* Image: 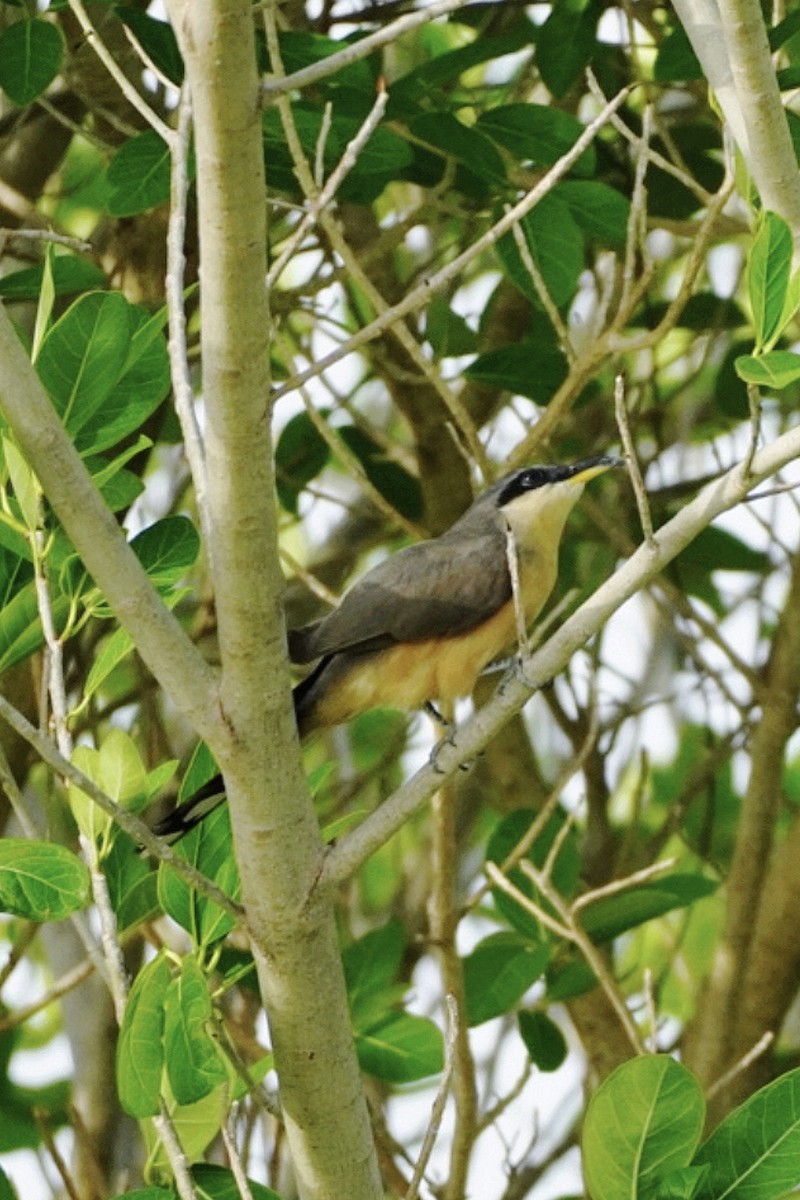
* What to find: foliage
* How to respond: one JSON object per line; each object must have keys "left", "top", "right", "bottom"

{"left": 0, "top": 1, "right": 799, "bottom": 1199}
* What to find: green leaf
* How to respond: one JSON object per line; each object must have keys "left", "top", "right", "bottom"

{"left": 583, "top": 1056, "right": 705, "bottom": 1200}
{"left": 69, "top": 730, "right": 148, "bottom": 843}
{"left": 557, "top": 181, "right": 631, "bottom": 249}
{"left": 477, "top": 104, "right": 596, "bottom": 175}
{"left": 191, "top": 1164, "right": 283, "bottom": 1200}
{"left": 693, "top": 1067, "right": 800, "bottom": 1199}
{"left": 654, "top": 25, "right": 704, "bottom": 82}
{"left": 158, "top": 806, "right": 239, "bottom": 946}
{"left": 464, "top": 342, "right": 568, "bottom": 403}
{"left": 536, "top": 0, "right": 599, "bottom": 97}
{"left": 0, "top": 578, "right": 67, "bottom": 673}
{"left": 356, "top": 1011, "right": 443, "bottom": 1082}
{"left": 164, "top": 956, "right": 228, "bottom": 1105}
{"left": 3, "top": 437, "right": 39, "bottom": 530}
{"left": 0, "top": 840, "right": 90, "bottom": 921}
{"left": 129, "top": 516, "right": 200, "bottom": 588}
{"left": 0, "top": 19, "right": 64, "bottom": 105}
{"left": 496, "top": 193, "right": 584, "bottom": 309}
{"left": 343, "top": 919, "right": 406, "bottom": 1022}
{"left": 463, "top": 932, "right": 550, "bottom": 1026}
{"left": 735, "top": 349, "right": 800, "bottom": 389}
{"left": 275, "top": 410, "right": 331, "bottom": 514}
{"left": 0, "top": 1164, "right": 18, "bottom": 1200}
{"left": 36, "top": 292, "right": 132, "bottom": 435}
{"left": 117, "top": 953, "right": 171, "bottom": 1118}
{"left": 425, "top": 298, "right": 479, "bottom": 357}
{"left": 106, "top": 131, "right": 172, "bottom": 217}
{"left": 486, "top": 808, "right": 581, "bottom": 941}
{"left": 0, "top": 256, "right": 105, "bottom": 301}
{"left": 338, "top": 426, "right": 423, "bottom": 521}
{"left": 268, "top": 30, "right": 375, "bottom": 93}
{"left": 408, "top": 112, "right": 507, "bottom": 183}
{"left": 517, "top": 1009, "right": 568, "bottom": 1072}
{"left": 116, "top": 8, "right": 183, "bottom": 85}
{"left": 76, "top": 307, "right": 170, "bottom": 455}
{"left": 103, "top": 832, "right": 159, "bottom": 933}
{"left": 579, "top": 874, "right": 718, "bottom": 944}
{"left": 749, "top": 211, "right": 793, "bottom": 352}
{"left": 389, "top": 29, "right": 535, "bottom": 113}
{"left": 84, "top": 626, "right": 135, "bottom": 701}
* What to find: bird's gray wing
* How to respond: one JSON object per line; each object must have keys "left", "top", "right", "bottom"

{"left": 289, "top": 526, "right": 510, "bottom": 662}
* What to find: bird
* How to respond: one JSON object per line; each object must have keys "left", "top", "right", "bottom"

{"left": 153, "top": 454, "right": 621, "bottom": 841}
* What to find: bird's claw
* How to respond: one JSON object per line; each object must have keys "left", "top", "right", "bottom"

{"left": 429, "top": 724, "right": 474, "bottom": 774}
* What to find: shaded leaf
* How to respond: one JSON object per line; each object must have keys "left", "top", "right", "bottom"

{"left": 463, "top": 932, "right": 549, "bottom": 1026}
{"left": 0, "top": 19, "right": 64, "bottom": 105}
{"left": 117, "top": 953, "right": 170, "bottom": 1118}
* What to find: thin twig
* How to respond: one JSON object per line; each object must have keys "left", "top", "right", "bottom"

{"left": 614, "top": 374, "right": 654, "bottom": 544}
{"left": 261, "top": 0, "right": 471, "bottom": 96}
{"left": 267, "top": 81, "right": 389, "bottom": 287}
{"left": 34, "top": 1109, "right": 82, "bottom": 1200}
{"left": 743, "top": 382, "right": 762, "bottom": 479}
{"left": 0, "top": 956, "right": 95, "bottom": 1033}
{"left": 2, "top": 228, "right": 93, "bottom": 253}
{"left": 509, "top": 216, "right": 574, "bottom": 363}
{"left": 154, "top": 1103, "right": 197, "bottom": 1200}
{"left": 705, "top": 1031, "right": 774, "bottom": 1100}
{"left": 66, "top": 0, "right": 172, "bottom": 141}
{"left": 221, "top": 1108, "right": 256, "bottom": 1200}
{"left": 504, "top": 520, "right": 529, "bottom": 657}
{"left": 572, "top": 857, "right": 677, "bottom": 913}
{"left": 404, "top": 994, "right": 459, "bottom": 1200}
{"left": 166, "top": 85, "right": 207, "bottom": 506}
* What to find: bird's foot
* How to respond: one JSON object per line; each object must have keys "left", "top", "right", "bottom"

{"left": 429, "top": 722, "right": 474, "bottom": 775}
{"left": 501, "top": 654, "right": 554, "bottom": 694}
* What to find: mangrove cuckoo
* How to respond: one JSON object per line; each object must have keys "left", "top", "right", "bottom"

{"left": 153, "top": 454, "right": 620, "bottom": 840}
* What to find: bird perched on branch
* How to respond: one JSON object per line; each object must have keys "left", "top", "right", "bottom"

{"left": 153, "top": 454, "right": 621, "bottom": 841}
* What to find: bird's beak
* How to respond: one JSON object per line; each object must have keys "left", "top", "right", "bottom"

{"left": 568, "top": 454, "right": 624, "bottom": 485}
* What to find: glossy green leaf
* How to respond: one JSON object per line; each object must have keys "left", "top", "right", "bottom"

{"left": 36, "top": 292, "right": 131, "bottom": 435}
{"left": 77, "top": 308, "right": 170, "bottom": 455}
{"left": 517, "top": 1009, "right": 568, "bottom": 1072}
{"left": 0, "top": 19, "right": 64, "bottom": 105}
{"left": 735, "top": 349, "right": 800, "bottom": 389}
{"left": 69, "top": 729, "right": 148, "bottom": 843}
{"left": 158, "top": 806, "right": 239, "bottom": 945}
{"left": 464, "top": 342, "right": 568, "bottom": 403}
{"left": 269, "top": 30, "right": 374, "bottom": 93}
{"left": 0, "top": 256, "right": 106, "bottom": 300}
{"left": 693, "top": 1067, "right": 800, "bottom": 1199}
{"left": 106, "top": 131, "right": 171, "bottom": 217}
{"left": 164, "top": 956, "right": 228, "bottom": 1105}
{"left": 389, "top": 29, "right": 535, "bottom": 113}
{"left": 103, "top": 831, "right": 159, "bottom": 933}
{"left": 129, "top": 516, "right": 200, "bottom": 588}
{"left": 477, "top": 104, "right": 596, "bottom": 175}
{"left": 0, "top": 840, "right": 90, "bottom": 921}
{"left": 84, "top": 626, "right": 135, "bottom": 701}
{"left": 0, "top": 578, "right": 68, "bottom": 673}
{"left": 356, "top": 1011, "right": 443, "bottom": 1082}
{"left": 191, "top": 1164, "right": 283, "bottom": 1200}
{"left": 583, "top": 1056, "right": 705, "bottom": 1200}
{"left": 464, "top": 932, "right": 550, "bottom": 1026}
{"left": 749, "top": 211, "right": 793, "bottom": 352}
{"left": 117, "top": 952, "right": 171, "bottom": 1118}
